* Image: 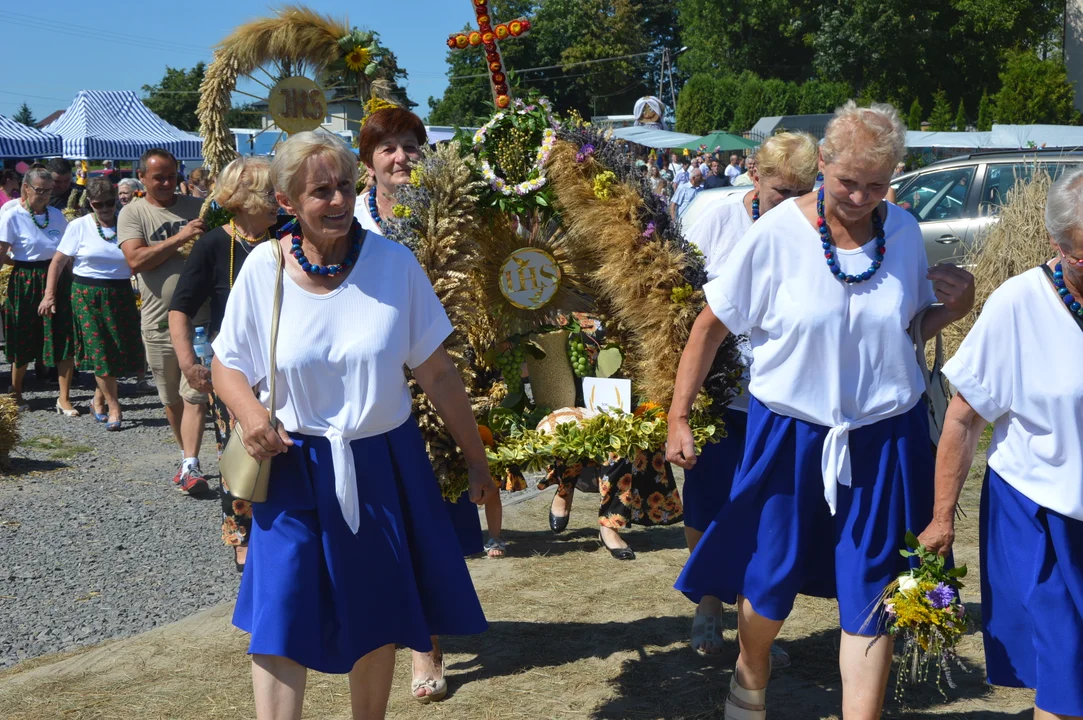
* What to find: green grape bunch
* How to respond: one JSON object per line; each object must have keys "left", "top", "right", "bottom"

{"left": 495, "top": 343, "right": 527, "bottom": 394}
{"left": 567, "top": 335, "right": 593, "bottom": 378}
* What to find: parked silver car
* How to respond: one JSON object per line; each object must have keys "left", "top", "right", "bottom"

{"left": 890, "top": 150, "right": 1083, "bottom": 265}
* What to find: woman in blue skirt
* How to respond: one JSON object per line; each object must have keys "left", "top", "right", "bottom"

{"left": 919, "top": 170, "right": 1083, "bottom": 720}
{"left": 681, "top": 132, "right": 819, "bottom": 660}
{"left": 211, "top": 131, "right": 496, "bottom": 720}
{"left": 666, "top": 102, "right": 975, "bottom": 720}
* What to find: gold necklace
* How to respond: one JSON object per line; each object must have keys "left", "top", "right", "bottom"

{"left": 228, "top": 219, "right": 268, "bottom": 290}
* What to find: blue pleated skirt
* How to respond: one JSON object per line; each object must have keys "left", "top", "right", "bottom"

{"left": 444, "top": 491, "right": 484, "bottom": 557}
{"left": 682, "top": 410, "right": 748, "bottom": 532}
{"left": 980, "top": 468, "right": 1083, "bottom": 716}
{"left": 233, "top": 418, "right": 488, "bottom": 674}
{"left": 675, "top": 396, "right": 934, "bottom": 635}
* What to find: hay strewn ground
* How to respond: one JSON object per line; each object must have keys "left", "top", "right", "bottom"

{"left": 0, "top": 457, "right": 1034, "bottom": 720}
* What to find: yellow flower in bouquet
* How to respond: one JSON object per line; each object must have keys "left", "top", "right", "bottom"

{"left": 879, "top": 532, "right": 972, "bottom": 698}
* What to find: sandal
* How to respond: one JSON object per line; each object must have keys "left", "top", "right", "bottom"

{"left": 724, "top": 671, "right": 766, "bottom": 720}
{"left": 690, "top": 612, "right": 724, "bottom": 657}
{"left": 484, "top": 537, "right": 507, "bottom": 558}
{"left": 411, "top": 656, "right": 447, "bottom": 704}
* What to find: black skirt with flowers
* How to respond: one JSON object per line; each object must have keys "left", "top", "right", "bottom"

{"left": 538, "top": 449, "right": 683, "bottom": 528}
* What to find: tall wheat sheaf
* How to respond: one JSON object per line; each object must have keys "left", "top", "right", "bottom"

{"left": 197, "top": 6, "right": 349, "bottom": 176}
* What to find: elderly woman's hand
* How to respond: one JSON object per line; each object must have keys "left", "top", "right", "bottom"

{"left": 927, "top": 264, "right": 976, "bottom": 318}
{"left": 916, "top": 517, "right": 955, "bottom": 558}
{"left": 239, "top": 411, "right": 293, "bottom": 461}
{"left": 665, "top": 417, "right": 698, "bottom": 470}
{"left": 37, "top": 293, "right": 56, "bottom": 317}
{"left": 467, "top": 464, "right": 498, "bottom": 506}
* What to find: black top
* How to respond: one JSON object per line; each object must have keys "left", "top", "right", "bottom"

{"left": 169, "top": 226, "right": 246, "bottom": 335}
{"left": 703, "top": 174, "right": 729, "bottom": 189}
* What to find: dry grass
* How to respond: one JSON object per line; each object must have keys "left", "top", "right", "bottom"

{"left": 0, "top": 453, "right": 1035, "bottom": 720}
{"left": 547, "top": 141, "right": 703, "bottom": 408}
{"left": 943, "top": 169, "right": 1055, "bottom": 359}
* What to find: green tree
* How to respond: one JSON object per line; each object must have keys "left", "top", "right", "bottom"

{"left": 12, "top": 102, "right": 36, "bottom": 126}
{"left": 225, "top": 103, "right": 262, "bottom": 128}
{"left": 992, "top": 49, "right": 1079, "bottom": 124}
{"left": 676, "top": 0, "right": 817, "bottom": 82}
{"left": 675, "top": 73, "right": 718, "bottom": 134}
{"left": 927, "top": 90, "right": 954, "bottom": 131}
{"left": 142, "top": 63, "right": 205, "bottom": 131}
{"left": 795, "top": 80, "right": 853, "bottom": 114}
{"left": 977, "top": 90, "right": 993, "bottom": 131}
{"left": 907, "top": 98, "right": 924, "bottom": 130}
{"left": 954, "top": 99, "right": 967, "bottom": 130}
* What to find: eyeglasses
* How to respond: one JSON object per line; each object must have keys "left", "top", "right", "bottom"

{"left": 1059, "top": 248, "right": 1083, "bottom": 266}
{"left": 90, "top": 201, "right": 116, "bottom": 210}
{"left": 26, "top": 185, "right": 52, "bottom": 196}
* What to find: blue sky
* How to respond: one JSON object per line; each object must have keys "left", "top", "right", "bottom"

{"left": 0, "top": 1, "right": 480, "bottom": 124}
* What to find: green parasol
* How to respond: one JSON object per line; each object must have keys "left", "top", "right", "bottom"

{"left": 675, "top": 131, "right": 759, "bottom": 153}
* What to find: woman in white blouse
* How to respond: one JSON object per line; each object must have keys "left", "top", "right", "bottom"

{"left": 211, "top": 131, "right": 497, "bottom": 719}
{"left": 0, "top": 166, "right": 74, "bottom": 413}
{"left": 40, "top": 178, "right": 140, "bottom": 430}
{"left": 679, "top": 132, "right": 819, "bottom": 661}
{"left": 918, "top": 170, "right": 1083, "bottom": 720}
{"left": 666, "top": 102, "right": 975, "bottom": 719}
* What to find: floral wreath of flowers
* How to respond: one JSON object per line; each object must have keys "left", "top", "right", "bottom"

{"left": 474, "top": 98, "right": 557, "bottom": 197}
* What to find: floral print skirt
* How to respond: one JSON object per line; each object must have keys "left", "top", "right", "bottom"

{"left": 71, "top": 280, "right": 142, "bottom": 377}
{"left": 3, "top": 264, "right": 74, "bottom": 367}
{"left": 210, "top": 389, "right": 252, "bottom": 547}
{"left": 538, "top": 449, "right": 683, "bottom": 528}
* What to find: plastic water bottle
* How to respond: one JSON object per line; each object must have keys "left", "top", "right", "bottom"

{"left": 193, "top": 327, "right": 213, "bottom": 365}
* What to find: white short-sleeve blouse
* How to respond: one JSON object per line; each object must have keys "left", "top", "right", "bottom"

{"left": 704, "top": 198, "right": 937, "bottom": 512}
{"left": 943, "top": 267, "right": 1083, "bottom": 521}
{"left": 212, "top": 230, "right": 453, "bottom": 531}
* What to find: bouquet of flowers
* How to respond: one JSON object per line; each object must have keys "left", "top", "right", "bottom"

{"left": 881, "top": 531, "right": 972, "bottom": 697}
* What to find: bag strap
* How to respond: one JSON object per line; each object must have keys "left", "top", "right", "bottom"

{"left": 266, "top": 238, "right": 284, "bottom": 424}
{"left": 1041, "top": 263, "right": 1083, "bottom": 334}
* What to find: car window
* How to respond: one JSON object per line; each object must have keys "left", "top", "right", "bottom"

{"left": 981, "top": 162, "right": 1081, "bottom": 212}
{"left": 895, "top": 167, "right": 975, "bottom": 222}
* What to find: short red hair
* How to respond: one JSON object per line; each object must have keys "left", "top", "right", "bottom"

{"left": 357, "top": 108, "right": 427, "bottom": 167}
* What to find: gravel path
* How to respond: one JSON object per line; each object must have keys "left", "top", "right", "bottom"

{"left": 0, "top": 362, "right": 533, "bottom": 669}
{"left": 0, "top": 364, "right": 238, "bottom": 668}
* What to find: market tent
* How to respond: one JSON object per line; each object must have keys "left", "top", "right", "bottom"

{"left": 45, "top": 90, "right": 203, "bottom": 160}
{"left": 675, "top": 131, "right": 759, "bottom": 153}
{"left": 0, "top": 113, "right": 62, "bottom": 158}
{"left": 905, "top": 131, "right": 998, "bottom": 149}
{"left": 989, "top": 124, "right": 1083, "bottom": 149}
{"left": 610, "top": 126, "right": 700, "bottom": 149}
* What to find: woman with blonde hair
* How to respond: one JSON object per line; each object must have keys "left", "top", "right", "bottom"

{"left": 667, "top": 102, "right": 975, "bottom": 718}
{"left": 169, "top": 156, "right": 280, "bottom": 571}
{"left": 680, "top": 132, "right": 819, "bottom": 661}
{"left": 211, "top": 131, "right": 494, "bottom": 719}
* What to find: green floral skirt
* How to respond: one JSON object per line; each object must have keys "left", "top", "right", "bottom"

{"left": 3, "top": 263, "right": 74, "bottom": 367}
{"left": 211, "top": 390, "right": 252, "bottom": 547}
{"left": 71, "top": 278, "right": 142, "bottom": 377}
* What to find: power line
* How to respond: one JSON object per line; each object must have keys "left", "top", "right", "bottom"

{"left": 0, "top": 89, "right": 72, "bottom": 103}
{"left": 0, "top": 12, "right": 208, "bottom": 57}
{"left": 448, "top": 50, "right": 652, "bottom": 81}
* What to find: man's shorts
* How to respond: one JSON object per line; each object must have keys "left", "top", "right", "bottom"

{"left": 142, "top": 328, "right": 208, "bottom": 407}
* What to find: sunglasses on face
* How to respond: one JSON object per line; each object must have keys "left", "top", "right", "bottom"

{"left": 90, "top": 200, "right": 116, "bottom": 210}
{"left": 26, "top": 186, "right": 52, "bottom": 196}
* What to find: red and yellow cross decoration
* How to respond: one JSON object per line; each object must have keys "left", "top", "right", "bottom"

{"left": 447, "top": 0, "right": 532, "bottom": 110}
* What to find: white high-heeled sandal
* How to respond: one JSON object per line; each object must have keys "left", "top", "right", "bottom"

{"left": 724, "top": 673, "right": 766, "bottom": 720}
{"left": 55, "top": 401, "right": 79, "bottom": 417}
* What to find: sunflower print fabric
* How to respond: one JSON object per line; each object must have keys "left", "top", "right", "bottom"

{"left": 210, "top": 390, "right": 252, "bottom": 546}
{"left": 539, "top": 449, "right": 682, "bottom": 528}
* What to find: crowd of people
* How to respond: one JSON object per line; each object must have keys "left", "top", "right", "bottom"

{"left": 0, "top": 98, "right": 1079, "bottom": 720}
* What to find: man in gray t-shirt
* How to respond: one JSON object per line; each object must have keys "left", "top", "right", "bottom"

{"left": 118, "top": 149, "right": 210, "bottom": 495}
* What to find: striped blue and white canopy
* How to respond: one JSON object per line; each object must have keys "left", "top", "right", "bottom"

{"left": 45, "top": 90, "right": 203, "bottom": 161}
{"left": 0, "top": 113, "right": 63, "bottom": 158}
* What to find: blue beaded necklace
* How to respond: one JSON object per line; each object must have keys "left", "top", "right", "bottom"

{"left": 818, "top": 186, "right": 886, "bottom": 284}
{"left": 1052, "top": 263, "right": 1083, "bottom": 317}
{"left": 751, "top": 193, "right": 759, "bottom": 222}
{"left": 290, "top": 220, "right": 363, "bottom": 276}
{"left": 367, "top": 189, "right": 382, "bottom": 230}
